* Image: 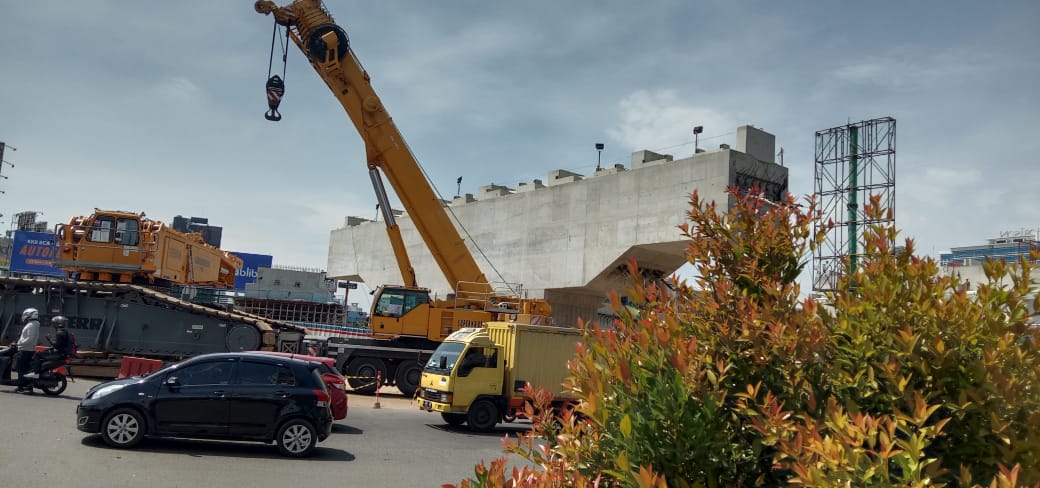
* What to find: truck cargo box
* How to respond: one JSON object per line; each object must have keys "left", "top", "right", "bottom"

{"left": 485, "top": 322, "right": 582, "bottom": 400}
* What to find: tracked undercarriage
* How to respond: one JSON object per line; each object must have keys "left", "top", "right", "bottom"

{"left": 0, "top": 277, "right": 305, "bottom": 371}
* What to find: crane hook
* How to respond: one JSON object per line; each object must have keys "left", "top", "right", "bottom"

{"left": 265, "top": 75, "right": 285, "bottom": 121}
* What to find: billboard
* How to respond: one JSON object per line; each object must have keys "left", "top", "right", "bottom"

{"left": 230, "top": 251, "right": 273, "bottom": 291}
{"left": 10, "top": 231, "right": 64, "bottom": 277}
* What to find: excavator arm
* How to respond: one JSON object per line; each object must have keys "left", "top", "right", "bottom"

{"left": 256, "top": 0, "right": 488, "bottom": 296}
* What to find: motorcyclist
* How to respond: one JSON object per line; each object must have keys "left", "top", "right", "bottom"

{"left": 14, "top": 308, "right": 40, "bottom": 393}
{"left": 28, "top": 315, "right": 69, "bottom": 378}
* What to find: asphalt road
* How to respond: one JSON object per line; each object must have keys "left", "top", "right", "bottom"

{"left": 0, "top": 378, "right": 534, "bottom": 487}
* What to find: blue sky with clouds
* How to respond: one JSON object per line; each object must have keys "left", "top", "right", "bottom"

{"left": 2, "top": 1, "right": 1038, "bottom": 278}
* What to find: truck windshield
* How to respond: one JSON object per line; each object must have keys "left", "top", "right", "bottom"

{"left": 425, "top": 342, "right": 465, "bottom": 373}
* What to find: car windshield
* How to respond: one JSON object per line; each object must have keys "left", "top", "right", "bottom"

{"left": 424, "top": 342, "right": 465, "bottom": 373}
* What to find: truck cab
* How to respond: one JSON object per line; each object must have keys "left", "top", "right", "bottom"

{"left": 417, "top": 328, "right": 504, "bottom": 431}
{"left": 416, "top": 323, "right": 582, "bottom": 432}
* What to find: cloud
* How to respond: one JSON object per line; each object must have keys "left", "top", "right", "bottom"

{"left": 830, "top": 49, "right": 990, "bottom": 88}
{"left": 607, "top": 89, "right": 736, "bottom": 155}
{"left": 150, "top": 76, "right": 203, "bottom": 104}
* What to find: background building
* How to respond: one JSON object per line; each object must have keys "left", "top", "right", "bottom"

{"left": 172, "top": 215, "right": 222, "bottom": 247}
{"left": 940, "top": 229, "right": 1040, "bottom": 292}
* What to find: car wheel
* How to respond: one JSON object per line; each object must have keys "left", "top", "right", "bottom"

{"left": 276, "top": 419, "right": 317, "bottom": 457}
{"left": 101, "top": 408, "right": 146, "bottom": 448}
{"left": 467, "top": 399, "right": 499, "bottom": 433}
{"left": 394, "top": 360, "right": 422, "bottom": 397}
{"left": 347, "top": 358, "right": 386, "bottom": 394}
{"left": 441, "top": 412, "right": 466, "bottom": 427}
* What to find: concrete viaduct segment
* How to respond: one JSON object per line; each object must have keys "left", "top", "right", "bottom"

{"left": 327, "top": 125, "right": 787, "bottom": 327}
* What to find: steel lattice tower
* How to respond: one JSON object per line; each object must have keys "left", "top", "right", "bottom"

{"left": 812, "top": 117, "right": 896, "bottom": 292}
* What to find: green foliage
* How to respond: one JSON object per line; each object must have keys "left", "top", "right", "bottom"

{"left": 451, "top": 189, "right": 1040, "bottom": 488}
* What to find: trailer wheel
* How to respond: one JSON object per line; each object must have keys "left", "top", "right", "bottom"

{"left": 441, "top": 412, "right": 466, "bottom": 428}
{"left": 347, "top": 357, "right": 386, "bottom": 394}
{"left": 394, "top": 360, "right": 422, "bottom": 397}
{"left": 467, "top": 399, "right": 499, "bottom": 433}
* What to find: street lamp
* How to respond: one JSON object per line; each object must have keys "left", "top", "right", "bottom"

{"left": 692, "top": 126, "right": 703, "bottom": 154}
{"left": 595, "top": 143, "right": 604, "bottom": 171}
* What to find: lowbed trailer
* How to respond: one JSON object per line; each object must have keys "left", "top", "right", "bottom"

{"left": 0, "top": 277, "right": 305, "bottom": 374}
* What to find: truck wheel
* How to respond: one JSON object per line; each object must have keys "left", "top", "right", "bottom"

{"left": 394, "top": 360, "right": 422, "bottom": 397}
{"left": 441, "top": 412, "right": 466, "bottom": 428}
{"left": 467, "top": 399, "right": 499, "bottom": 433}
{"left": 347, "top": 358, "right": 386, "bottom": 394}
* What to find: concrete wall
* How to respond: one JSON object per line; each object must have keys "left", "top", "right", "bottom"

{"left": 328, "top": 129, "right": 787, "bottom": 325}
{"left": 245, "top": 268, "right": 335, "bottom": 302}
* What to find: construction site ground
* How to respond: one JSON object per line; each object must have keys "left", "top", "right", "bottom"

{"left": 0, "top": 378, "right": 534, "bottom": 487}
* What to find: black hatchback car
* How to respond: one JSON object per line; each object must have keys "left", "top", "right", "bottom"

{"left": 76, "top": 352, "right": 333, "bottom": 457}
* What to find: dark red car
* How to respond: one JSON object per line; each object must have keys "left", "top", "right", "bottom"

{"left": 248, "top": 351, "right": 348, "bottom": 420}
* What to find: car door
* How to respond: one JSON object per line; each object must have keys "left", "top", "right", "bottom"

{"left": 151, "top": 358, "right": 236, "bottom": 436}
{"left": 227, "top": 359, "right": 296, "bottom": 438}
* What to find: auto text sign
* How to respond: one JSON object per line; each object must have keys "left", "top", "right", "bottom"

{"left": 10, "top": 230, "right": 64, "bottom": 277}
{"left": 230, "top": 251, "right": 273, "bottom": 290}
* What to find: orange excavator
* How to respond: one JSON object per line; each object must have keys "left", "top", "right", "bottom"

{"left": 53, "top": 209, "right": 242, "bottom": 288}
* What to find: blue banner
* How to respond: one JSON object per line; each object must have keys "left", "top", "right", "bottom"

{"left": 230, "top": 251, "right": 273, "bottom": 291}
{"left": 10, "top": 231, "right": 64, "bottom": 277}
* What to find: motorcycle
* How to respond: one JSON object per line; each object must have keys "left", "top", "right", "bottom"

{"left": 0, "top": 345, "right": 71, "bottom": 396}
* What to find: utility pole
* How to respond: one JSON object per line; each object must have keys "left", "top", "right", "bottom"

{"left": 0, "top": 142, "right": 14, "bottom": 195}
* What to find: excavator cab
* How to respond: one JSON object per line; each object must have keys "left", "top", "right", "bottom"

{"left": 55, "top": 211, "right": 144, "bottom": 283}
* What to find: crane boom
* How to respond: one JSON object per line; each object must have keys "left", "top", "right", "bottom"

{"left": 256, "top": 0, "right": 489, "bottom": 295}
{"left": 254, "top": 0, "right": 555, "bottom": 398}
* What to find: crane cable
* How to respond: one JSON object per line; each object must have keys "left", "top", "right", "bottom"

{"left": 264, "top": 21, "right": 290, "bottom": 121}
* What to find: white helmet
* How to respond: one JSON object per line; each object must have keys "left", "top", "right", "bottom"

{"left": 21, "top": 308, "right": 39, "bottom": 322}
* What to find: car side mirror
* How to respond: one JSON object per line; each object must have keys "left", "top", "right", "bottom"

{"left": 165, "top": 377, "right": 181, "bottom": 389}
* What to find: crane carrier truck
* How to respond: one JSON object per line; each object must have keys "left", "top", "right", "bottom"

{"left": 255, "top": 0, "right": 556, "bottom": 397}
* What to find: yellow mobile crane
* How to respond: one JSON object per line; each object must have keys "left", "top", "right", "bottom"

{"left": 255, "top": 0, "right": 552, "bottom": 397}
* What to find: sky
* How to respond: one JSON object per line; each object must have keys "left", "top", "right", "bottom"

{"left": 2, "top": 1, "right": 1039, "bottom": 285}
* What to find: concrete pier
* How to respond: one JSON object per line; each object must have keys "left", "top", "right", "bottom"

{"left": 328, "top": 125, "right": 787, "bottom": 326}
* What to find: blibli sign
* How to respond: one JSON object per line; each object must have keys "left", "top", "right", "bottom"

{"left": 230, "top": 252, "right": 273, "bottom": 291}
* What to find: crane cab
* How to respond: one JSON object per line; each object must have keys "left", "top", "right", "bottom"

{"left": 369, "top": 285, "right": 492, "bottom": 341}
